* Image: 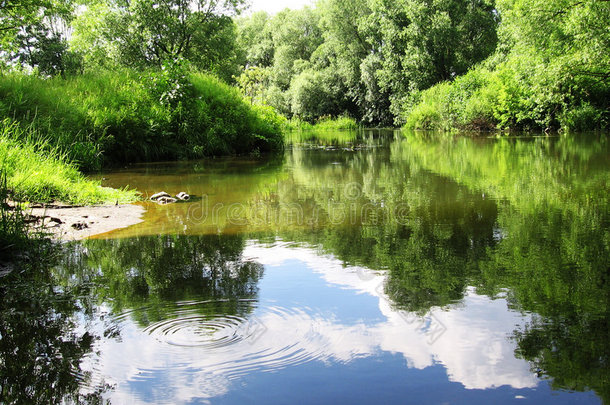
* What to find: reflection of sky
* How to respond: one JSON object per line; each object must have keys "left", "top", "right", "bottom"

{"left": 83, "top": 242, "right": 566, "bottom": 404}
{"left": 247, "top": 243, "right": 538, "bottom": 389}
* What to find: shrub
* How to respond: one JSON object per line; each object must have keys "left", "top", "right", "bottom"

{"left": 559, "top": 103, "right": 606, "bottom": 132}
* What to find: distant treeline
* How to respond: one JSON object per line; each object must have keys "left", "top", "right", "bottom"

{"left": 235, "top": 0, "right": 608, "bottom": 131}
{"left": 1, "top": 0, "right": 608, "bottom": 135}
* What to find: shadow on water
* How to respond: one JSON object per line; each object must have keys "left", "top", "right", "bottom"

{"left": 0, "top": 245, "right": 110, "bottom": 404}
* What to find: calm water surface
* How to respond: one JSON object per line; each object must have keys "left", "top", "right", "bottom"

{"left": 3, "top": 130, "right": 608, "bottom": 404}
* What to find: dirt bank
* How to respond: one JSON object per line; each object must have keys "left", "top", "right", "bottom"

{"left": 28, "top": 203, "right": 146, "bottom": 241}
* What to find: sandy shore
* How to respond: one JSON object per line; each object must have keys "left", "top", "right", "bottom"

{"left": 28, "top": 203, "right": 146, "bottom": 241}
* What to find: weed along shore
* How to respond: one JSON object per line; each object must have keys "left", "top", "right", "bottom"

{"left": 26, "top": 203, "right": 146, "bottom": 241}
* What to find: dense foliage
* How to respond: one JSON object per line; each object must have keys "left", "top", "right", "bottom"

{"left": 0, "top": 67, "right": 284, "bottom": 171}
{"left": 235, "top": 0, "right": 498, "bottom": 125}
{"left": 2, "top": 0, "right": 607, "bottom": 131}
{"left": 70, "top": 0, "right": 245, "bottom": 81}
{"left": 404, "top": 0, "right": 610, "bottom": 131}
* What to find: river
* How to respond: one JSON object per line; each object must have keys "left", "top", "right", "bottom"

{"left": 2, "top": 130, "right": 608, "bottom": 404}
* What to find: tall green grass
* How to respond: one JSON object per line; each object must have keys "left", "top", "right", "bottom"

{"left": 0, "top": 70, "right": 284, "bottom": 171}
{"left": 284, "top": 115, "right": 359, "bottom": 131}
{"left": 286, "top": 129, "right": 358, "bottom": 145}
{"left": 0, "top": 120, "right": 138, "bottom": 204}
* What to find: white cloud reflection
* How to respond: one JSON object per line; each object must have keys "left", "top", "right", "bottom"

{"left": 84, "top": 242, "right": 537, "bottom": 403}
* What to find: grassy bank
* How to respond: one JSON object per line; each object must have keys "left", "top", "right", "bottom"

{"left": 0, "top": 69, "right": 284, "bottom": 171}
{"left": 402, "top": 63, "right": 608, "bottom": 132}
{"left": 0, "top": 120, "right": 138, "bottom": 205}
{"left": 0, "top": 120, "right": 138, "bottom": 261}
{"left": 284, "top": 116, "right": 359, "bottom": 132}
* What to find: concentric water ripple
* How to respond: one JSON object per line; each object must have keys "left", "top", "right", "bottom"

{"left": 144, "top": 313, "right": 249, "bottom": 347}
{"left": 88, "top": 300, "right": 354, "bottom": 385}
{"left": 186, "top": 305, "right": 351, "bottom": 380}
{"left": 110, "top": 299, "right": 260, "bottom": 349}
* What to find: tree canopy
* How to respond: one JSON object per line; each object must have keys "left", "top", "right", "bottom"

{"left": 0, "top": 0, "right": 607, "bottom": 129}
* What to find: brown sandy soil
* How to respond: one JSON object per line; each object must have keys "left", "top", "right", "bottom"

{"left": 27, "top": 203, "right": 146, "bottom": 241}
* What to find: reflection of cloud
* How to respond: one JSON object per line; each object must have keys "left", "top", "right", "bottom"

{"left": 431, "top": 293, "right": 538, "bottom": 389}
{"left": 85, "top": 243, "right": 537, "bottom": 403}
{"left": 247, "top": 243, "right": 537, "bottom": 389}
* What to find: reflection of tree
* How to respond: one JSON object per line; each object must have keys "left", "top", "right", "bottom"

{"left": 58, "top": 234, "right": 264, "bottom": 326}
{"left": 281, "top": 133, "right": 609, "bottom": 399}
{"left": 489, "top": 208, "right": 610, "bottom": 403}
{"left": 283, "top": 138, "right": 500, "bottom": 312}
{"left": 0, "top": 263, "right": 106, "bottom": 404}
{"left": 382, "top": 193, "right": 498, "bottom": 313}
{"left": 515, "top": 315, "right": 609, "bottom": 403}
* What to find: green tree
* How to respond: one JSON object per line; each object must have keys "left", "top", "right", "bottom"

{"left": 0, "top": 0, "right": 50, "bottom": 52}
{"left": 269, "top": 7, "right": 323, "bottom": 90}
{"left": 235, "top": 11, "right": 274, "bottom": 68}
{"left": 289, "top": 68, "right": 349, "bottom": 121}
{"left": 1, "top": 0, "right": 78, "bottom": 75}
{"left": 235, "top": 7, "right": 326, "bottom": 116}
{"left": 14, "top": 19, "right": 82, "bottom": 76}
{"left": 70, "top": 0, "right": 244, "bottom": 80}
{"left": 496, "top": 0, "right": 610, "bottom": 129}
{"left": 370, "top": 0, "right": 499, "bottom": 121}
{"left": 316, "top": 0, "right": 392, "bottom": 125}
{"left": 403, "top": 0, "right": 610, "bottom": 130}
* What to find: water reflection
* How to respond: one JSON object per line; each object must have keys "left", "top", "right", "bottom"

{"left": 247, "top": 244, "right": 538, "bottom": 390}
{"left": 3, "top": 131, "right": 607, "bottom": 403}
{"left": 0, "top": 252, "right": 109, "bottom": 404}
{"left": 60, "top": 241, "right": 542, "bottom": 403}
{"left": 89, "top": 132, "right": 609, "bottom": 403}
{"left": 58, "top": 234, "right": 263, "bottom": 323}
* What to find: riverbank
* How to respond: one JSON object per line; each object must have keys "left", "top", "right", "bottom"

{"left": 27, "top": 203, "right": 146, "bottom": 241}
{"left": 0, "top": 69, "right": 285, "bottom": 171}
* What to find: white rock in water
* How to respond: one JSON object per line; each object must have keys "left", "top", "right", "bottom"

{"left": 150, "top": 191, "right": 171, "bottom": 201}
{"left": 156, "top": 196, "right": 177, "bottom": 205}
{"left": 176, "top": 192, "right": 190, "bottom": 201}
